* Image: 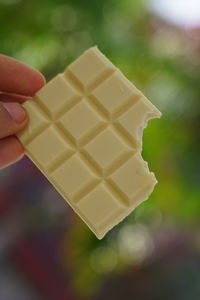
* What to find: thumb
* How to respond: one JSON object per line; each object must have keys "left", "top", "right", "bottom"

{"left": 0, "top": 102, "right": 28, "bottom": 138}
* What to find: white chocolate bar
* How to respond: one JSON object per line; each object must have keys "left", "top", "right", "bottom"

{"left": 18, "top": 47, "right": 161, "bottom": 239}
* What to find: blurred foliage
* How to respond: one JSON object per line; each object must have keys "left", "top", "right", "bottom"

{"left": 0, "top": 0, "right": 200, "bottom": 299}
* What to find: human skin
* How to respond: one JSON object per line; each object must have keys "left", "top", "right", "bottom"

{"left": 0, "top": 55, "right": 46, "bottom": 169}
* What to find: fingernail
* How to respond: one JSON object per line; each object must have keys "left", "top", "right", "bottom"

{"left": 2, "top": 102, "right": 27, "bottom": 124}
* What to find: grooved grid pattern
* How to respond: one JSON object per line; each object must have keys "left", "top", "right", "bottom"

{"left": 18, "top": 47, "right": 160, "bottom": 239}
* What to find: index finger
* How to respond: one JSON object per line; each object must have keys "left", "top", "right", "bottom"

{"left": 0, "top": 55, "right": 46, "bottom": 96}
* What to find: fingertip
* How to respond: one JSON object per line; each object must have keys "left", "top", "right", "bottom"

{"left": 0, "top": 102, "right": 29, "bottom": 139}
{"left": 0, "top": 136, "right": 25, "bottom": 169}
{"left": 29, "top": 71, "right": 46, "bottom": 96}
{"left": 2, "top": 102, "right": 28, "bottom": 124}
{"left": 0, "top": 54, "right": 46, "bottom": 96}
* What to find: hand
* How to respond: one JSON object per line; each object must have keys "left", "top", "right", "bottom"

{"left": 0, "top": 55, "right": 45, "bottom": 169}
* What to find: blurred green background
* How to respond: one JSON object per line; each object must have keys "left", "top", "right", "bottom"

{"left": 0, "top": 0, "right": 200, "bottom": 299}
